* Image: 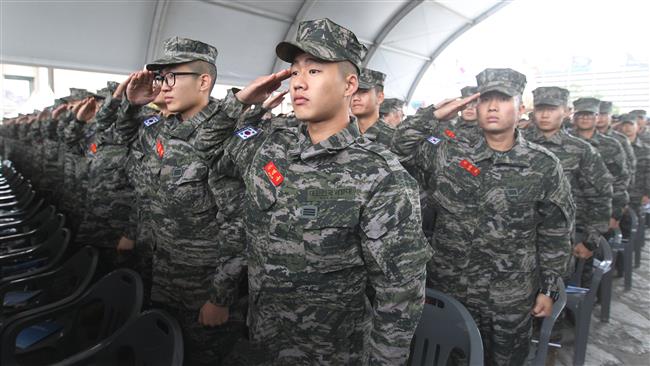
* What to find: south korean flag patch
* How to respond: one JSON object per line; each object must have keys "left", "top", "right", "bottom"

{"left": 427, "top": 136, "right": 441, "bottom": 145}
{"left": 235, "top": 126, "right": 260, "bottom": 140}
{"left": 144, "top": 116, "right": 160, "bottom": 127}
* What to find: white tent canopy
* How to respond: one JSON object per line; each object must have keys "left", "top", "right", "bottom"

{"left": 1, "top": 0, "right": 508, "bottom": 102}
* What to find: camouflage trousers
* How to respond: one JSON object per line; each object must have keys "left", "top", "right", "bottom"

{"left": 245, "top": 291, "right": 371, "bottom": 365}
{"left": 430, "top": 270, "right": 535, "bottom": 366}
{"left": 150, "top": 238, "right": 246, "bottom": 366}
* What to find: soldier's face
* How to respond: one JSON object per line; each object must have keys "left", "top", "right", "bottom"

{"left": 159, "top": 64, "right": 202, "bottom": 116}
{"left": 621, "top": 123, "right": 637, "bottom": 140}
{"left": 638, "top": 118, "right": 647, "bottom": 129}
{"left": 351, "top": 88, "right": 383, "bottom": 118}
{"left": 534, "top": 104, "right": 565, "bottom": 133}
{"left": 477, "top": 92, "right": 521, "bottom": 134}
{"left": 460, "top": 101, "right": 477, "bottom": 121}
{"left": 384, "top": 110, "right": 404, "bottom": 127}
{"left": 289, "top": 53, "right": 357, "bottom": 123}
{"left": 573, "top": 112, "right": 597, "bottom": 131}
{"left": 597, "top": 113, "right": 611, "bottom": 128}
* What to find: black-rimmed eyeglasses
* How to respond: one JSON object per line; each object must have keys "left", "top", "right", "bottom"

{"left": 153, "top": 72, "right": 201, "bottom": 87}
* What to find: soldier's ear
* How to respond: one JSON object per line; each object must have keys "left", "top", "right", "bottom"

{"left": 376, "top": 90, "right": 385, "bottom": 105}
{"left": 344, "top": 73, "right": 358, "bottom": 97}
{"left": 199, "top": 74, "right": 212, "bottom": 92}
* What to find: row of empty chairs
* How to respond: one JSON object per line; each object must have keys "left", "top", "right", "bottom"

{"left": 0, "top": 160, "right": 183, "bottom": 365}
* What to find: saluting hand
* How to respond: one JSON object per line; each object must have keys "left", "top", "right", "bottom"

{"left": 433, "top": 93, "right": 480, "bottom": 121}
{"left": 236, "top": 68, "right": 291, "bottom": 105}
{"left": 52, "top": 104, "right": 69, "bottom": 119}
{"left": 113, "top": 73, "right": 135, "bottom": 100}
{"left": 76, "top": 98, "right": 97, "bottom": 123}
{"left": 263, "top": 90, "right": 289, "bottom": 110}
{"left": 126, "top": 71, "right": 161, "bottom": 106}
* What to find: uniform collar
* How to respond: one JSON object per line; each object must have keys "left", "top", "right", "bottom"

{"left": 472, "top": 129, "right": 531, "bottom": 167}
{"left": 299, "top": 117, "right": 360, "bottom": 160}
{"left": 166, "top": 98, "right": 220, "bottom": 141}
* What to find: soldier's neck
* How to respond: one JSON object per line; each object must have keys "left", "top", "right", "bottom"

{"left": 541, "top": 127, "right": 560, "bottom": 139}
{"left": 577, "top": 128, "right": 596, "bottom": 140}
{"left": 180, "top": 99, "right": 209, "bottom": 121}
{"left": 306, "top": 110, "right": 350, "bottom": 145}
{"left": 596, "top": 125, "right": 609, "bottom": 134}
{"left": 484, "top": 130, "right": 516, "bottom": 152}
{"left": 357, "top": 112, "right": 379, "bottom": 133}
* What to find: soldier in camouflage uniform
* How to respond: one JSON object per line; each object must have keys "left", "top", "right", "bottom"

{"left": 597, "top": 101, "right": 636, "bottom": 193}
{"left": 40, "top": 100, "right": 69, "bottom": 203}
{"left": 124, "top": 37, "right": 247, "bottom": 365}
{"left": 392, "top": 68, "right": 574, "bottom": 366}
{"left": 629, "top": 109, "right": 650, "bottom": 145}
{"left": 379, "top": 97, "right": 405, "bottom": 127}
{"left": 619, "top": 114, "right": 650, "bottom": 212}
{"left": 571, "top": 98, "right": 630, "bottom": 233}
{"left": 525, "top": 87, "right": 612, "bottom": 263}
{"left": 350, "top": 67, "right": 395, "bottom": 148}
{"left": 210, "top": 18, "right": 431, "bottom": 365}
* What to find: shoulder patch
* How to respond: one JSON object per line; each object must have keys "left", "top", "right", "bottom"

{"left": 235, "top": 126, "right": 259, "bottom": 140}
{"left": 144, "top": 116, "right": 160, "bottom": 127}
{"left": 427, "top": 136, "right": 441, "bottom": 145}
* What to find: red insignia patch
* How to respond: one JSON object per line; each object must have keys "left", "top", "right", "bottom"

{"left": 156, "top": 139, "right": 164, "bottom": 158}
{"left": 444, "top": 129, "right": 456, "bottom": 139}
{"left": 263, "top": 161, "right": 284, "bottom": 186}
{"left": 459, "top": 159, "right": 480, "bottom": 177}
{"left": 89, "top": 143, "right": 97, "bottom": 154}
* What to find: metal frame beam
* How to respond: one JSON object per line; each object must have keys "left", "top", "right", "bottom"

{"left": 362, "top": 0, "right": 424, "bottom": 67}
{"left": 405, "top": 1, "right": 511, "bottom": 102}
{"left": 145, "top": 0, "right": 171, "bottom": 65}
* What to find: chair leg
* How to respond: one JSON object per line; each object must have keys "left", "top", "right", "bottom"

{"left": 573, "top": 304, "right": 592, "bottom": 366}
{"left": 624, "top": 242, "right": 633, "bottom": 291}
{"left": 599, "top": 271, "right": 612, "bottom": 322}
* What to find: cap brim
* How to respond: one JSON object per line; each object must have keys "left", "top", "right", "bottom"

{"left": 276, "top": 40, "right": 352, "bottom": 67}
{"left": 358, "top": 81, "right": 373, "bottom": 89}
{"left": 478, "top": 85, "right": 516, "bottom": 97}
{"left": 145, "top": 55, "right": 196, "bottom": 71}
{"left": 574, "top": 108, "right": 599, "bottom": 114}
{"left": 533, "top": 100, "right": 562, "bottom": 107}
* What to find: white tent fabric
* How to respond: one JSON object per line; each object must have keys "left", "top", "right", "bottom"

{"left": 1, "top": 0, "right": 508, "bottom": 102}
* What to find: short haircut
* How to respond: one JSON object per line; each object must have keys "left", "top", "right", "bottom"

{"left": 337, "top": 60, "right": 358, "bottom": 79}
{"left": 187, "top": 60, "right": 217, "bottom": 92}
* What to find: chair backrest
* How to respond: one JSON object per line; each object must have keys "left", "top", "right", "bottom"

{"left": 532, "top": 278, "right": 567, "bottom": 366}
{"left": 569, "top": 235, "right": 613, "bottom": 289}
{"left": 0, "top": 205, "right": 54, "bottom": 240}
{"left": 0, "top": 246, "right": 98, "bottom": 323}
{"left": 408, "top": 288, "right": 484, "bottom": 366}
{"left": 0, "top": 269, "right": 143, "bottom": 365}
{"left": 53, "top": 310, "right": 183, "bottom": 366}
{"left": 1, "top": 227, "right": 70, "bottom": 283}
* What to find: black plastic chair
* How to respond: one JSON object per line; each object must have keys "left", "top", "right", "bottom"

{"left": 633, "top": 206, "right": 645, "bottom": 268}
{"left": 0, "top": 190, "right": 34, "bottom": 215}
{"left": 0, "top": 210, "right": 63, "bottom": 257}
{"left": 52, "top": 310, "right": 183, "bottom": 366}
{"left": 0, "top": 269, "right": 143, "bottom": 365}
{"left": 408, "top": 288, "right": 484, "bottom": 365}
{"left": 0, "top": 246, "right": 98, "bottom": 332}
{"left": 0, "top": 203, "right": 53, "bottom": 238}
{"left": 0, "top": 198, "right": 44, "bottom": 230}
{"left": 0, "top": 227, "right": 70, "bottom": 284}
{"left": 566, "top": 238, "right": 613, "bottom": 366}
{"left": 531, "top": 278, "right": 567, "bottom": 366}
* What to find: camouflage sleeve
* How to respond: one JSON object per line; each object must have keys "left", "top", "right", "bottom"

{"left": 209, "top": 174, "right": 248, "bottom": 306}
{"left": 621, "top": 137, "right": 637, "bottom": 186}
{"left": 113, "top": 99, "right": 147, "bottom": 145}
{"left": 578, "top": 147, "right": 613, "bottom": 251}
{"left": 606, "top": 141, "right": 631, "bottom": 220}
{"left": 390, "top": 105, "right": 439, "bottom": 171}
{"left": 94, "top": 96, "right": 121, "bottom": 132}
{"left": 63, "top": 118, "right": 86, "bottom": 150}
{"left": 637, "top": 152, "right": 650, "bottom": 199}
{"left": 537, "top": 161, "right": 574, "bottom": 292}
{"left": 359, "top": 170, "right": 432, "bottom": 365}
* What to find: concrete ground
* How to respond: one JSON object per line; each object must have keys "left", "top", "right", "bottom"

{"left": 554, "top": 233, "right": 650, "bottom": 366}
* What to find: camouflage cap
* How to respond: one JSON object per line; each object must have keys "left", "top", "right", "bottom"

{"left": 379, "top": 98, "right": 404, "bottom": 115}
{"left": 358, "top": 68, "right": 386, "bottom": 89}
{"left": 61, "top": 88, "right": 96, "bottom": 102}
{"left": 460, "top": 86, "right": 478, "bottom": 97}
{"left": 573, "top": 97, "right": 601, "bottom": 114}
{"left": 146, "top": 36, "right": 218, "bottom": 71}
{"left": 532, "top": 86, "right": 570, "bottom": 107}
{"left": 53, "top": 98, "right": 67, "bottom": 107}
{"left": 629, "top": 109, "right": 647, "bottom": 118}
{"left": 618, "top": 113, "right": 636, "bottom": 125}
{"left": 476, "top": 68, "right": 526, "bottom": 96}
{"left": 276, "top": 18, "right": 367, "bottom": 73}
{"left": 599, "top": 101, "right": 613, "bottom": 114}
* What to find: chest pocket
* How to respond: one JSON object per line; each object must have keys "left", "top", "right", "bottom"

{"left": 171, "top": 161, "right": 213, "bottom": 213}
{"left": 300, "top": 200, "right": 363, "bottom": 273}
{"left": 432, "top": 157, "right": 479, "bottom": 216}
